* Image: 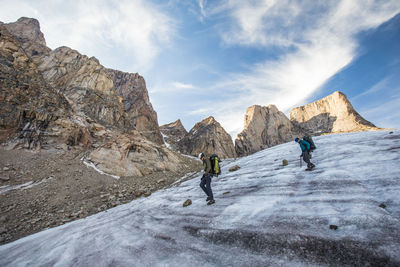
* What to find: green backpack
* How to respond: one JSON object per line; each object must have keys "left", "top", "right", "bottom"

{"left": 210, "top": 154, "right": 221, "bottom": 176}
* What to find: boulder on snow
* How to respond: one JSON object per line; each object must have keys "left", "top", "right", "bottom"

{"left": 229, "top": 165, "right": 240, "bottom": 172}
{"left": 379, "top": 203, "right": 387, "bottom": 209}
{"left": 183, "top": 199, "right": 192, "bottom": 207}
{"left": 282, "top": 159, "right": 288, "bottom": 166}
{"left": 134, "top": 190, "right": 143, "bottom": 197}
{"left": 329, "top": 224, "right": 338, "bottom": 230}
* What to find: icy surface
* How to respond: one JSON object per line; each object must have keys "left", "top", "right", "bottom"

{"left": 1, "top": 131, "right": 400, "bottom": 266}
{"left": 0, "top": 177, "right": 54, "bottom": 195}
{"left": 81, "top": 157, "right": 120, "bottom": 179}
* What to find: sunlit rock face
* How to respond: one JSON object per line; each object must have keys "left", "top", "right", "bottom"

{"left": 106, "top": 69, "right": 163, "bottom": 144}
{"left": 3, "top": 17, "right": 51, "bottom": 61}
{"left": 178, "top": 116, "right": 237, "bottom": 159}
{"left": 235, "top": 105, "right": 304, "bottom": 157}
{"left": 290, "top": 91, "right": 380, "bottom": 135}
{"left": 160, "top": 119, "right": 188, "bottom": 151}
{"left": 0, "top": 17, "right": 186, "bottom": 176}
{"left": 87, "top": 131, "right": 182, "bottom": 177}
{"left": 0, "top": 23, "right": 74, "bottom": 148}
{"left": 4, "top": 17, "right": 163, "bottom": 145}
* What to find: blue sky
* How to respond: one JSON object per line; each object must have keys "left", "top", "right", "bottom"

{"left": 1, "top": 0, "right": 399, "bottom": 137}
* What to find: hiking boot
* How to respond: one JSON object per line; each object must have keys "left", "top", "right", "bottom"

{"left": 206, "top": 196, "right": 211, "bottom": 202}
{"left": 207, "top": 199, "right": 215, "bottom": 205}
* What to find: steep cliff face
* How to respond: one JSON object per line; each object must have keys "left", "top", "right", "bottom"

{"left": 3, "top": 17, "right": 51, "bottom": 60}
{"left": 0, "top": 17, "right": 188, "bottom": 177}
{"left": 160, "top": 119, "right": 188, "bottom": 151}
{"left": 106, "top": 69, "right": 163, "bottom": 144}
{"left": 4, "top": 17, "right": 163, "bottom": 144}
{"left": 290, "top": 91, "right": 380, "bottom": 135}
{"left": 235, "top": 105, "right": 304, "bottom": 157}
{"left": 178, "top": 117, "right": 237, "bottom": 159}
{"left": 0, "top": 23, "right": 73, "bottom": 148}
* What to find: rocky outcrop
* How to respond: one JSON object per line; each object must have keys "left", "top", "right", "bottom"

{"left": 290, "top": 91, "right": 380, "bottom": 135}
{"left": 106, "top": 69, "right": 163, "bottom": 144}
{"left": 160, "top": 120, "right": 187, "bottom": 151}
{"left": 4, "top": 17, "right": 163, "bottom": 145}
{"left": 178, "top": 117, "right": 236, "bottom": 159}
{"left": 235, "top": 105, "right": 304, "bottom": 157}
{"left": 3, "top": 17, "right": 51, "bottom": 61}
{"left": 0, "top": 23, "right": 72, "bottom": 148}
{"left": 0, "top": 17, "right": 193, "bottom": 177}
{"left": 87, "top": 130, "right": 184, "bottom": 177}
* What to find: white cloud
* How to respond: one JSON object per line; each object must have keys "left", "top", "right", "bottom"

{"left": 172, "top": 81, "right": 196, "bottom": 90}
{"left": 196, "top": 0, "right": 400, "bottom": 137}
{"left": 0, "top": 0, "right": 175, "bottom": 72}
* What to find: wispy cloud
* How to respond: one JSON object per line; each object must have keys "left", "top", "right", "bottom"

{"left": 196, "top": 0, "right": 400, "bottom": 137}
{"left": 352, "top": 76, "right": 392, "bottom": 101}
{"left": 0, "top": 0, "right": 176, "bottom": 72}
{"left": 358, "top": 90, "right": 400, "bottom": 129}
{"left": 172, "top": 81, "right": 196, "bottom": 90}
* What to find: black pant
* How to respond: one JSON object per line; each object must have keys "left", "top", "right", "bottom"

{"left": 302, "top": 151, "right": 314, "bottom": 168}
{"left": 200, "top": 174, "right": 213, "bottom": 200}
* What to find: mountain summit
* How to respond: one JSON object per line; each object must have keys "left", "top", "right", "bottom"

{"left": 235, "top": 104, "right": 305, "bottom": 157}
{"left": 290, "top": 91, "right": 380, "bottom": 135}
{"left": 177, "top": 116, "right": 237, "bottom": 159}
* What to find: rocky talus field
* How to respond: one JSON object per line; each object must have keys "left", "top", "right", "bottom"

{"left": 0, "top": 146, "right": 201, "bottom": 245}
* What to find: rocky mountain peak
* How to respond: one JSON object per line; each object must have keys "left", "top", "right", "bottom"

{"left": 290, "top": 91, "right": 379, "bottom": 134}
{"left": 4, "top": 17, "right": 50, "bottom": 57}
{"left": 177, "top": 117, "right": 236, "bottom": 159}
{"left": 202, "top": 116, "right": 217, "bottom": 125}
{"left": 0, "top": 17, "right": 178, "bottom": 177}
{"left": 235, "top": 104, "right": 304, "bottom": 157}
{"left": 160, "top": 120, "right": 188, "bottom": 151}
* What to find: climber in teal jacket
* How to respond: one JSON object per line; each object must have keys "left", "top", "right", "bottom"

{"left": 295, "top": 137, "right": 315, "bottom": 170}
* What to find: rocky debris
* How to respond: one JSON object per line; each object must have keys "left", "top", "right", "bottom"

{"left": 329, "top": 225, "right": 339, "bottom": 230}
{"left": 183, "top": 199, "right": 192, "bottom": 207}
{"left": 0, "top": 146, "right": 202, "bottom": 245}
{"left": 0, "top": 176, "right": 10, "bottom": 181}
{"left": 290, "top": 91, "right": 381, "bottom": 135}
{"left": 229, "top": 165, "right": 240, "bottom": 172}
{"left": 178, "top": 116, "right": 237, "bottom": 159}
{"left": 235, "top": 105, "right": 305, "bottom": 157}
{"left": 282, "top": 159, "right": 288, "bottom": 166}
{"left": 157, "top": 179, "right": 166, "bottom": 184}
{"left": 160, "top": 119, "right": 188, "bottom": 151}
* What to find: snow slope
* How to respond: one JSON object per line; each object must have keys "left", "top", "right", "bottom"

{"left": 1, "top": 131, "right": 400, "bottom": 266}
